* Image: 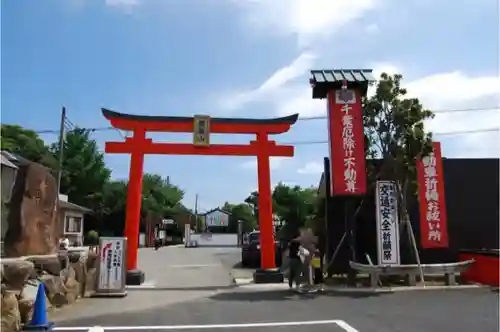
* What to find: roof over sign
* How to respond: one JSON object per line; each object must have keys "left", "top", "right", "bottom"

{"left": 309, "top": 69, "right": 376, "bottom": 99}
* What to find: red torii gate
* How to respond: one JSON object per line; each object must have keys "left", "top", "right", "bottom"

{"left": 102, "top": 108, "right": 298, "bottom": 284}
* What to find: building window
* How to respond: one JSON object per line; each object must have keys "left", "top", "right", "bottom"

{"left": 64, "top": 215, "right": 82, "bottom": 233}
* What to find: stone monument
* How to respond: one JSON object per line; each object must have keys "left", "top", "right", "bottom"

{"left": 3, "top": 162, "right": 58, "bottom": 257}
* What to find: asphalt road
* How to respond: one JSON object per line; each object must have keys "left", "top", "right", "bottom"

{"left": 51, "top": 247, "right": 499, "bottom": 332}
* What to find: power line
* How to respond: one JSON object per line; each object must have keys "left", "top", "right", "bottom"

{"left": 36, "top": 125, "right": 499, "bottom": 143}
{"left": 297, "top": 107, "right": 499, "bottom": 121}
{"left": 32, "top": 106, "right": 499, "bottom": 135}
{"left": 281, "top": 128, "right": 499, "bottom": 146}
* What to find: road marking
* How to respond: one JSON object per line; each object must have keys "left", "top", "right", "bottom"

{"left": 87, "top": 327, "right": 104, "bottom": 332}
{"left": 335, "top": 320, "right": 360, "bottom": 332}
{"left": 54, "top": 319, "right": 344, "bottom": 330}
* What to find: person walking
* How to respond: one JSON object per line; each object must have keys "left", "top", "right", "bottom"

{"left": 312, "top": 249, "right": 324, "bottom": 291}
{"left": 287, "top": 238, "right": 303, "bottom": 290}
{"left": 297, "top": 228, "right": 317, "bottom": 292}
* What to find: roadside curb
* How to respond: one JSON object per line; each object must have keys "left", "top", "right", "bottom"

{"left": 234, "top": 278, "right": 488, "bottom": 292}
{"left": 325, "top": 284, "right": 485, "bottom": 293}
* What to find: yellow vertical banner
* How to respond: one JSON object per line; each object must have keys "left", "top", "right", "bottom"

{"left": 193, "top": 115, "right": 211, "bottom": 147}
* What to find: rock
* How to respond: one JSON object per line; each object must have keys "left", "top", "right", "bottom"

{"left": 2, "top": 260, "right": 35, "bottom": 291}
{"left": 1, "top": 290, "right": 21, "bottom": 332}
{"left": 67, "top": 251, "right": 83, "bottom": 264}
{"left": 61, "top": 265, "right": 76, "bottom": 283}
{"left": 18, "top": 298, "right": 34, "bottom": 323}
{"left": 64, "top": 277, "right": 80, "bottom": 304}
{"left": 86, "top": 252, "right": 99, "bottom": 270}
{"left": 84, "top": 267, "right": 97, "bottom": 296}
{"left": 40, "top": 274, "right": 66, "bottom": 307}
{"left": 19, "top": 280, "right": 37, "bottom": 300}
{"left": 3, "top": 162, "right": 58, "bottom": 257}
{"left": 27, "top": 255, "right": 62, "bottom": 276}
{"left": 71, "top": 260, "right": 87, "bottom": 298}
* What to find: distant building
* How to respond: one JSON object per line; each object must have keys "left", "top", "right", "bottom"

{"left": 1, "top": 152, "right": 19, "bottom": 253}
{"left": 201, "top": 208, "right": 231, "bottom": 231}
{"left": 57, "top": 194, "right": 92, "bottom": 246}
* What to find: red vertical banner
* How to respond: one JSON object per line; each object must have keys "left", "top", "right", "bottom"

{"left": 327, "top": 84, "right": 367, "bottom": 196}
{"left": 417, "top": 141, "right": 449, "bottom": 248}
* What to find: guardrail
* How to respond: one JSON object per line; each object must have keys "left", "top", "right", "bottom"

{"left": 350, "top": 259, "right": 475, "bottom": 287}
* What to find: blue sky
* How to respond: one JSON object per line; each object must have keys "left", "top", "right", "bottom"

{"left": 2, "top": 0, "right": 499, "bottom": 211}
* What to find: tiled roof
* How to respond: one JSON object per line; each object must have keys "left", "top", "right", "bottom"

{"left": 309, "top": 69, "right": 376, "bottom": 99}
{"left": 59, "top": 200, "right": 92, "bottom": 213}
{"left": 1, "top": 154, "right": 18, "bottom": 169}
{"left": 201, "top": 208, "right": 231, "bottom": 216}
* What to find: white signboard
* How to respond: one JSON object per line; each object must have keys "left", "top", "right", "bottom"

{"left": 205, "top": 210, "right": 229, "bottom": 227}
{"left": 162, "top": 219, "right": 175, "bottom": 225}
{"left": 375, "top": 181, "right": 401, "bottom": 265}
{"left": 96, "top": 237, "right": 127, "bottom": 296}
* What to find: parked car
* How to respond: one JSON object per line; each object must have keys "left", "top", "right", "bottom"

{"left": 241, "top": 231, "right": 282, "bottom": 268}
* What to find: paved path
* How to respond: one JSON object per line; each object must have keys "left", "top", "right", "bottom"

{"left": 52, "top": 247, "right": 499, "bottom": 332}
{"left": 134, "top": 246, "right": 235, "bottom": 289}
{"left": 51, "top": 247, "right": 236, "bottom": 322}
{"left": 53, "top": 287, "right": 498, "bottom": 332}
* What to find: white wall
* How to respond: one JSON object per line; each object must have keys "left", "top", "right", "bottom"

{"left": 190, "top": 233, "right": 238, "bottom": 247}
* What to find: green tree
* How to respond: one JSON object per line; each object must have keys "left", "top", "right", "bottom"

{"left": 272, "top": 182, "right": 317, "bottom": 239}
{"left": 363, "top": 73, "right": 434, "bottom": 267}
{"left": 222, "top": 202, "right": 257, "bottom": 233}
{"left": 141, "top": 173, "right": 186, "bottom": 219}
{"left": 0, "top": 124, "right": 54, "bottom": 165}
{"left": 363, "top": 73, "right": 434, "bottom": 206}
{"left": 244, "top": 183, "right": 318, "bottom": 239}
{"left": 244, "top": 191, "right": 259, "bottom": 220}
{"left": 49, "top": 128, "right": 111, "bottom": 208}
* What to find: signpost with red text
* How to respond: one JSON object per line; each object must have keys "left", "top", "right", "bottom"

{"left": 309, "top": 69, "right": 375, "bottom": 284}
{"left": 327, "top": 81, "right": 367, "bottom": 196}
{"left": 417, "top": 141, "right": 449, "bottom": 248}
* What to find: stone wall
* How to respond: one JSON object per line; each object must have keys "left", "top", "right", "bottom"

{"left": 1, "top": 249, "right": 98, "bottom": 332}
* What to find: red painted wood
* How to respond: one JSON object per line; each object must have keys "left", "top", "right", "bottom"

{"left": 105, "top": 141, "right": 294, "bottom": 157}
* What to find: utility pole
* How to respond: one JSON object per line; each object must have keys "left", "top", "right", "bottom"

{"left": 194, "top": 194, "right": 199, "bottom": 231}
{"left": 56, "top": 106, "right": 66, "bottom": 196}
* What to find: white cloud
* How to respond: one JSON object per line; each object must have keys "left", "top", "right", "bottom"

{"left": 239, "top": 157, "right": 291, "bottom": 170}
{"left": 371, "top": 62, "right": 401, "bottom": 79}
{"left": 297, "top": 161, "right": 324, "bottom": 174}
{"left": 219, "top": 51, "right": 327, "bottom": 119}
{"left": 229, "top": 57, "right": 499, "bottom": 158}
{"left": 220, "top": 52, "right": 316, "bottom": 111}
{"left": 106, "top": 0, "right": 140, "bottom": 8}
{"left": 365, "top": 23, "right": 379, "bottom": 34}
{"left": 65, "top": 0, "right": 140, "bottom": 11}
{"left": 232, "top": 0, "right": 380, "bottom": 49}
{"left": 371, "top": 63, "right": 500, "bottom": 158}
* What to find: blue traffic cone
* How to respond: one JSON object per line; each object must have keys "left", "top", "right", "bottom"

{"left": 24, "top": 282, "right": 54, "bottom": 331}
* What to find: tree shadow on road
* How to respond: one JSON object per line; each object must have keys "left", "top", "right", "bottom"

{"left": 209, "top": 288, "right": 383, "bottom": 302}
{"left": 209, "top": 289, "right": 310, "bottom": 302}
